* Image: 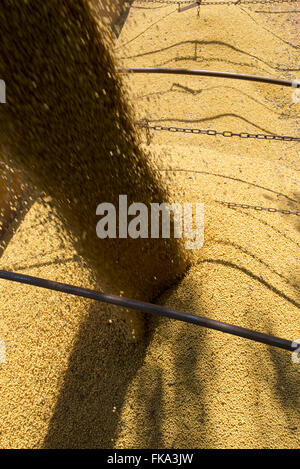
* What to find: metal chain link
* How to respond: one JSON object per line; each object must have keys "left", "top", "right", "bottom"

{"left": 215, "top": 200, "right": 300, "bottom": 216}
{"left": 133, "top": 1, "right": 300, "bottom": 217}
{"left": 137, "top": 121, "right": 300, "bottom": 142}
{"left": 139, "top": 121, "right": 300, "bottom": 216}
{"left": 133, "top": 0, "right": 299, "bottom": 6}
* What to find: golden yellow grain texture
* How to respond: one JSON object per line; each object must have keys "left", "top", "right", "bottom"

{"left": 0, "top": 0, "right": 190, "bottom": 338}
{"left": 0, "top": 0, "right": 299, "bottom": 450}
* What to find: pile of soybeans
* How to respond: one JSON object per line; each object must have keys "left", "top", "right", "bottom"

{"left": 0, "top": 0, "right": 299, "bottom": 448}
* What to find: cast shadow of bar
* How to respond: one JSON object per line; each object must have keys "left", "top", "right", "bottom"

{"left": 264, "top": 191, "right": 300, "bottom": 433}
{"left": 43, "top": 276, "right": 209, "bottom": 448}
{"left": 146, "top": 114, "right": 275, "bottom": 134}
{"left": 108, "top": 275, "right": 210, "bottom": 449}
{"left": 43, "top": 300, "right": 152, "bottom": 449}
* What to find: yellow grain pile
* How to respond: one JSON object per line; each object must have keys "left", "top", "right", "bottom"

{"left": 0, "top": 0, "right": 299, "bottom": 449}
{"left": 0, "top": 0, "right": 190, "bottom": 339}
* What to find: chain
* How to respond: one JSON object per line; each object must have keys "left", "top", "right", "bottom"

{"left": 137, "top": 121, "right": 300, "bottom": 142}
{"left": 133, "top": 0, "right": 300, "bottom": 216}
{"left": 157, "top": 170, "right": 300, "bottom": 215}
{"left": 140, "top": 121, "right": 300, "bottom": 215}
{"left": 134, "top": 0, "right": 299, "bottom": 6}
{"left": 215, "top": 200, "right": 300, "bottom": 215}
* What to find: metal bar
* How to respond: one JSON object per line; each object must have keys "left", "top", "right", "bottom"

{"left": 0, "top": 269, "right": 297, "bottom": 352}
{"left": 117, "top": 67, "right": 299, "bottom": 88}
{"left": 178, "top": 1, "right": 200, "bottom": 11}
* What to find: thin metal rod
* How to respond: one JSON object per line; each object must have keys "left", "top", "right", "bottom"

{"left": 178, "top": 1, "right": 200, "bottom": 11}
{"left": 117, "top": 67, "right": 299, "bottom": 88}
{"left": 0, "top": 269, "right": 296, "bottom": 352}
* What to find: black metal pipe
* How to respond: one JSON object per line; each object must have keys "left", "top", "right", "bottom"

{"left": 0, "top": 269, "right": 297, "bottom": 352}
{"left": 117, "top": 67, "right": 299, "bottom": 88}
